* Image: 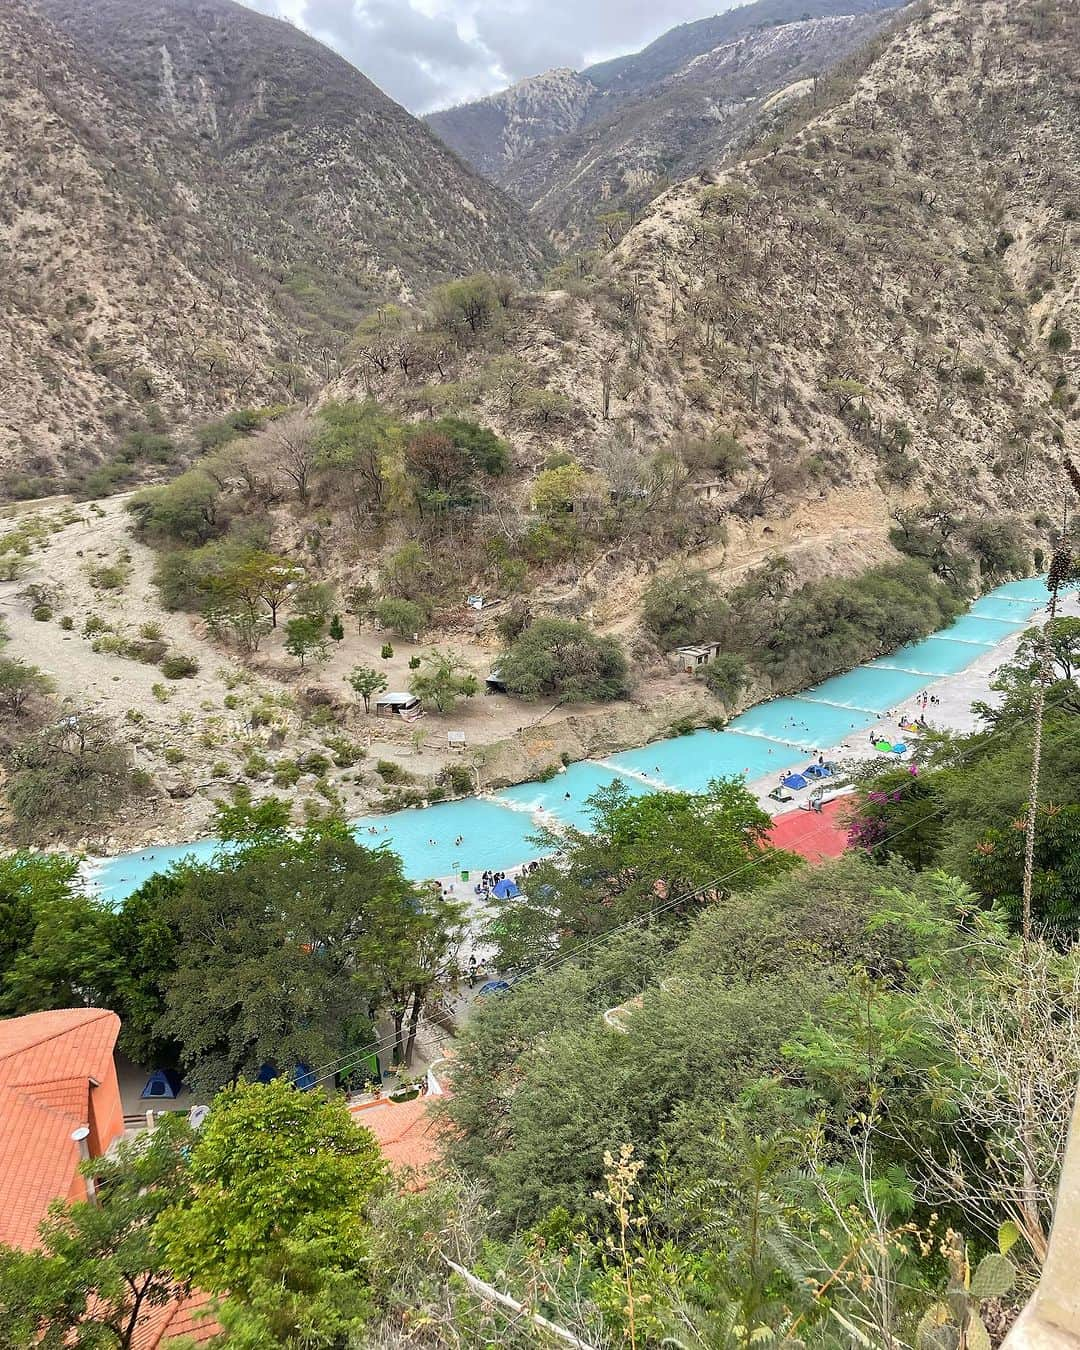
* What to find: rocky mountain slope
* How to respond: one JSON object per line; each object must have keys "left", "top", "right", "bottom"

{"left": 426, "top": 0, "right": 900, "bottom": 244}
{"left": 351, "top": 0, "right": 1078, "bottom": 601}
{"left": 1, "top": 0, "right": 544, "bottom": 481}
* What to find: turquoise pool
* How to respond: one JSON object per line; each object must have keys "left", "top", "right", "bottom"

{"left": 606, "top": 728, "right": 806, "bottom": 795}
{"left": 87, "top": 577, "right": 1052, "bottom": 904}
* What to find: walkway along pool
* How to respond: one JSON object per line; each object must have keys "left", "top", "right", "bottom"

{"left": 86, "top": 577, "right": 1053, "bottom": 905}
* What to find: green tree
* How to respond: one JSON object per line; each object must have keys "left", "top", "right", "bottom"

{"left": 375, "top": 596, "right": 428, "bottom": 639}
{"left": 314, "top": 400, "right": 399, "bottom": 516}
{"left": 429, "top": 416, "right": 509, "bottom": 475}
{"left": 158, "top": 1080, "right": 387, "bottom": 1344}
{"left": 346, "top": 665, "right": 387, "bottom": 713}
{"left": 493, "top": 778, "right": 796, "bottom": 967}
{"left": 1014, "top": 616, "right": 1080, "bottom": 682}
{"left": 703, "top": 652, "right": 748, "bottom": 704}
{"left": 0, "top": 658, "right": 52, "bottom": 716}
{"left": 968, "top": 803, "right": 1080, "bottom": 938}
{"left": 498, "top": 618, "right": 630, "bottom": 702}
{"left": 127, "top": 469, "right": 221, "bottom": 546}
{"left": 430, "top": 273, "right": 501, "bottom": 337}
{"left": 0, "top": 853, "right": 114, "bottom": 1016}
{"left": 154, "top": 828, "right": 458, "bottom": 1090}
{"left": 532, "top": 462, "right": 590, "bottom": 516}
{"left": 0, "top": 1115, "right": 193, "bottom": 1350}
{"left": 343, "top": 581, "right": 376, "bottom": 632}
{"left": 7, "top": 712, "right": 135, "bottom": 837}
{"left": 329, "top": 613, "right": 345, "bottom": 642}
{"left": 216, "top": 551, "right": 303, "bottom": 629}
{"left": 283, "top": 616, "right": 327, "bottom": 669}
{"left": 408, "top": 649, "right": 479, "bottom": 713}
{"left": 641, "top": 566, "right": 727, "bottom": 650}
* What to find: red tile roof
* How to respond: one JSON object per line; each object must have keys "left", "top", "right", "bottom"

{"left": 768, "top": 798, "right": 850, "bottom": 861}
{"left": 0, "top": 1008, "right": 121, "bottom": 1250}
{"left": 352, "top": 1093, "right": 447, "bottom": 1184}
{"left": 130, "top": 1289, "right": 220, "bottom": 1349}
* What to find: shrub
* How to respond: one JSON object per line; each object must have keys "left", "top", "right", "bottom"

{"left": 702, "top": 652, "right": 748, "bottom": 704}
{"left": 430, "top": 416, "right": 510, "bottom": 475}
{"left": 139, "top": 621, "right": 164, "bottom": 640}
{"left": 91, "top": 634, "right": 130, "bottom": 656}
{"left": 323, "top": 736, "right": 364, "bottom": 768}
{"left": 87, "top": 560, "right": 130, "bottom": 590}
{"left": 375, "top": 759, "right": 411, "bottom": 784}
{"left": 498, "top": 619, "right": 630, "bottom": 702}
{"left": 0, "top": 659, "right": 52, "bottom": 716}
{"left": 438, "top": 764, "right": 474, "bottom": 795}
{"left": 272, "top": 759, "right": 301, "bottom": 787}
{"left": 375, "top": 597, "right": 428, "bottom": 639}
{"left": 161, "top": 654, "right": 199, "bottom": 679}
{"left": 7, "top": 713, "right": 135, "bottom": 833}
{"left": 59, "top": 615, "right": 74, "bottom": 631}
{"left": 128, "top": 470, "right": 221, "bottom": 546}
{"left": 31, "top": 605, "right": 52, "bottom": 622}
{"left": 127, "top": 638, "right": 168, "bottom": 664}
{"left": 641, "top": 567, "right": 727, "bottom": 651}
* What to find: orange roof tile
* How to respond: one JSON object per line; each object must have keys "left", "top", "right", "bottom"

{"left": 0, "top": 1008, "right": 120, "bottom": 1249}
{"left": 130, "top": 1289, "right": 221, "bottom": 1349}
{"left": 352, "top": 1094, "right": 447, "bottom": 1183}
{"left": 0, "top": 1008, "right": 120, "bottom": 1089}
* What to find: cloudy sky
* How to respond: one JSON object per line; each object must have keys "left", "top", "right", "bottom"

{"left": 243, "top": 0, "right": 732, "bottom": 113}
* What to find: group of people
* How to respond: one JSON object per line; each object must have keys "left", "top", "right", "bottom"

{"left": 473, "top": 859, "right": 541, "bottom": 898}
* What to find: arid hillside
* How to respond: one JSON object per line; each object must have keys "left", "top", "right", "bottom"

{"left": 380, "top": 0, "right": 1078, "bottom": 570}
{"left": 0, "top": 0, "right": 544, "bottom": 484}
{"left": 426, "top": 0, "right": 900, "bottom": 245}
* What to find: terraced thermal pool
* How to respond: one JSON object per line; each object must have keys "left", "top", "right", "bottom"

{"left": 87, "top": 577, "right": 1052, "bottom": 904}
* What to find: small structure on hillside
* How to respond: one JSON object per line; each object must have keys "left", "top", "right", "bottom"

{"left": 447, "top": 731, "right": 466, "bottom": 751}
{"left": 374, "top": 692, "right": 423, "bottom": 721}
{"left": 674, "top": 641, "right": 724, "bottom": 673}
{"left": 485, "top": 667, "right": 508, "bottom": 694}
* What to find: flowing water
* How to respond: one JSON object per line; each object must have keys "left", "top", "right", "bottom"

{"left": 86, "top": 577, "right": 1052, "bottom": 904}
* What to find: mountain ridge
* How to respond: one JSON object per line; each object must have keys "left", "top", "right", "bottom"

{"left": 424, "top": 0, "right": 902, "bottom": 246}
{"left": 2, "top": 0, "right": 545, "bottom": 480}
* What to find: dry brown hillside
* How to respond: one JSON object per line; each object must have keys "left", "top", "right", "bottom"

{"left": 0, "top": 0, "right": 544, "bottom": 486}
{"left": 352, "top": 0, "right": 1078, "bottom": 592}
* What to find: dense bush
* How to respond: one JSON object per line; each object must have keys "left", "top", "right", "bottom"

{"left": 160, "top": 653, "right": 199, "bottom": 679}
{"left": 641, "top": 566, "right": 727, "bottom": 650}
{"left": 6, "top": 713, "right": 137, "bottom": 834}
{"left": 375, "top": 597, "right": 428, "bottom": 638}
{"left": 728, "top": 560, "right": 964, "bottom": 691}
{"left": 498, "top": 618, "right": 630, "bottom": 702}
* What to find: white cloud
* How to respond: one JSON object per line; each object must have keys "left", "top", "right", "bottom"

{"left": 239, "top": 0, "right": 733, "bottom": 112}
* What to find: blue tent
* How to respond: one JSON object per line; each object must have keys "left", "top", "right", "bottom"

{"left": 804, "top": 763, "right": 832, "bottom": 780}
{"left": 141, "top": 1067, "right": 184, "bottom": 1100}
{"left": 491, "top": 878, "right": 520, "bottom": 899}
{"left": 256, "top": 1062, "right": 317, "bottom": 1091}
{"left": 781, "top": 773, "right": 809, "bottom": 791}
{"left": 891, "top": 743, "right": 907, "bottom": 755}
